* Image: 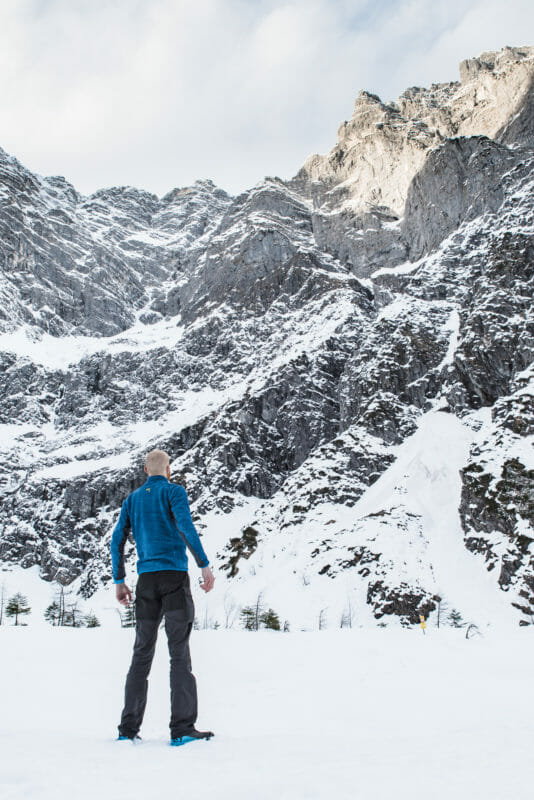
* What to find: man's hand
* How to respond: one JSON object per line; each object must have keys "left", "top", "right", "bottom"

{"left": 116, "top": 583, "right": 133, "bottom": 606}
{"left": 200, "top": 566, "right": 215, "bottom": 593}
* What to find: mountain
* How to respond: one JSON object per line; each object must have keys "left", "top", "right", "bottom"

{"left": 0, "top": 45, "right": 533, "bottom": 629}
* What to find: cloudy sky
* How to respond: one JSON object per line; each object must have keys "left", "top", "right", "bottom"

{"left": 0, "top": 0, "right": 532, "bottom": 197}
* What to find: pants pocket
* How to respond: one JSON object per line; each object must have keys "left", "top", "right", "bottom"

{"left": 162, "top": 574, "right": 194, "bottom": 622}
{"left": 183, "top": 583, "right": 195, "bottom": 623}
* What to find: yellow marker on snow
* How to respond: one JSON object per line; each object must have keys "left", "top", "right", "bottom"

{"left": 419, "top": 615, "right": 426, "bottom": 634}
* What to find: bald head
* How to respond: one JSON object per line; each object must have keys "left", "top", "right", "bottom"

{"left": 145, "top": 449, "right": 171, "bottom": 477}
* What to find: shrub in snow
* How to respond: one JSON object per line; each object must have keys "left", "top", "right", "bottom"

{"left": 449, "top": 609, "right": 464, "bottom": 628}
{"left": 260, "top": 609, "right": 281, "bottom": 630}
{"left": 5, "top": 593, "right": 31, "bottom": 626}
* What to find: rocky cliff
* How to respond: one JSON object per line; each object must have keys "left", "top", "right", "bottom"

{"left": 0, "top": 45, "right": 532, "bottom": 628}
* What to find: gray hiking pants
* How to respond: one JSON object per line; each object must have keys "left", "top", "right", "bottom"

{"left": 118, "top": 570, "right": 197, "bottom": 739}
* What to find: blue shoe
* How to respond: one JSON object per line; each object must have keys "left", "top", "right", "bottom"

{"left": 170, "top": 728, "right": 214, "bottom": 746}
{"left": 117, "top": 734, "right": 142, "bottom": 742}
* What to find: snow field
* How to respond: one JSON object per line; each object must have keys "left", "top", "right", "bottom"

{"left": 1, "top": 625, "right": 534, "bottom": 800}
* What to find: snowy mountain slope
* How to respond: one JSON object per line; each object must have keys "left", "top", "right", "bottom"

{"left": 460, "top": 366, "right": 534, "bottom": 617}
{"left": 0, "top": 45, "right": 533, "bottom": 627}
{"left": 0, "top": 150, "right": 231, "bottom": 335}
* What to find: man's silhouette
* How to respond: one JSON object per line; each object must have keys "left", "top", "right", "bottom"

{"left": 111, "top": 449, "right": 215, "bottom": 745}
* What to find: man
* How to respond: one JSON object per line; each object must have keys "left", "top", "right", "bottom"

{"left": 111, "top": 449, "right": 215, "bottom": 746}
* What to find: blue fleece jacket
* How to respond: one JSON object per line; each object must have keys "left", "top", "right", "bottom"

{"left": 110, "top": 476, "right": 209, "bottom": 583}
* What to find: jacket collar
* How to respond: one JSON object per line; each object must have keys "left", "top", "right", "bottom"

{"left": 145, "top": 475, "right": 168, "bottom": 483}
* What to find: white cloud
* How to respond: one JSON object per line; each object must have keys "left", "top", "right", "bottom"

{"left": 0, "top": 0, "right": 531, "bottom": 197}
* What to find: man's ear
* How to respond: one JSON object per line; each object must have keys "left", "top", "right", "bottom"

{"left": 144, "top": 465, "right": 148, "bottom": 474}
{"left": 166, "top": 464, "right": 171, "bottom": 479}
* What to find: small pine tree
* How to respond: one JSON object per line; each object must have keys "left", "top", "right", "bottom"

{"left": 122, "top": 602, "right": 136, "bottom": 628}
{"left": 449, "top": 609, "right": 464, "bottom": 628}
{"left": 85, "top": 613, "right": 101, "bottom": 628}
{"left": 260, "top": 609, "right": 280, "bottom": 630}
{"left": 44, "top": 601, "right": 61, "bottom": 626}
{"left": 5, "top": 593, "right": 31, "bottom": 626}
{"left": 241, "top": 594, "right": 265, "bottom": 630}
{"left": 240, "top": 606, "right": 257, "bottom": 631}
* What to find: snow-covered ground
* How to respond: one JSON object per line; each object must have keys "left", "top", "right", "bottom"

{"left": 1, "top": 625, "right": 534, "bottom": 800}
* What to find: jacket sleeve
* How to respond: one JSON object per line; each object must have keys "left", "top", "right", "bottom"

{"left": 169, "top": 485, "right": 210, "bottom": 568}
{"left": 110, "top": 500, "right": 131, "bottom": 583}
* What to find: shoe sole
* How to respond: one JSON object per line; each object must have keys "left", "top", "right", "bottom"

{"left": 170, "top": 735, "right": 213, "bottom": 746}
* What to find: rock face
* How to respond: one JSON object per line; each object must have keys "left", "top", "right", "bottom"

{"left": 459, "top": 365, "right": 534, "bottom": 619}
{"left": 0, "top": 46, "right": 533, "bottom": 628}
